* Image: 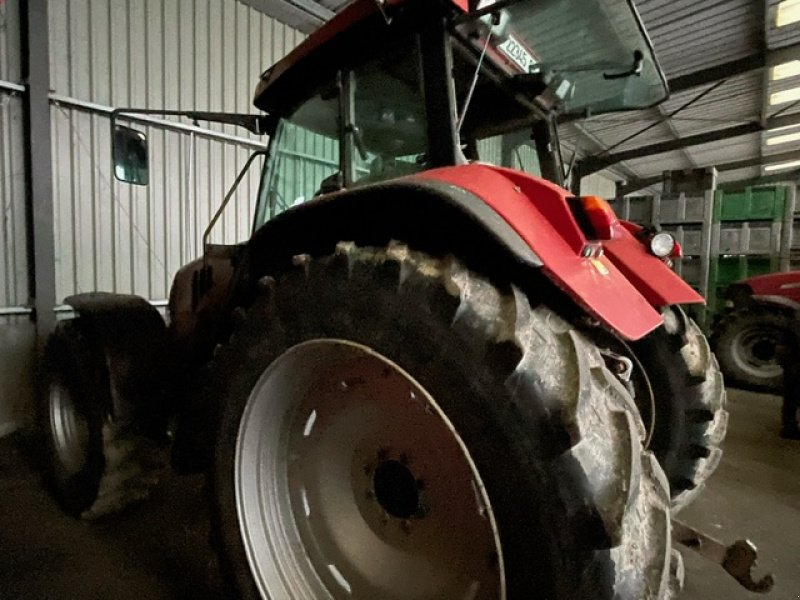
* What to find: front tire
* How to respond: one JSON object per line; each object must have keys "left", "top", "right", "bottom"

{"left": 633, "top": 307, "right": 728, "bottom": 512}
{"left": 38, "top": 320, "right": 163, "bottom": 518}
{"left": 39, "top": 320, "right": 105, "bottom": 515}
{"left": 209, "top": 242, "right": 673, "bottom": 599}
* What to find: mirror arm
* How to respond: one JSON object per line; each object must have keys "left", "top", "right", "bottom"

{"left": 111, "top": 108, "right": 275, "bottom": 136}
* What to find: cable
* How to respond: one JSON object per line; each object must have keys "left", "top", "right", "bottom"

{"left": 592, "top": 79, "right": 728, "bottom": 157}
{"left": 457, "top": 29, "right": 493, "bottom": 134}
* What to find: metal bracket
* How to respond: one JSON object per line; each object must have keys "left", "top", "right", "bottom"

{"left": 673, "top": 520, "right": 774, "bottom": 594}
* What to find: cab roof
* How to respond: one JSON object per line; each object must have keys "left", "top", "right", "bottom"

{"left": 252, "top": 0, "right": 468, "bottom": 115}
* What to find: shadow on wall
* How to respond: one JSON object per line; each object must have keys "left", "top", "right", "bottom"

{"left": 0, "top": 318, "right": 35, "bottom": 437}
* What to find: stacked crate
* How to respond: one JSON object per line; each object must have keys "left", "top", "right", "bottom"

{"left": 655, "top": 191, "right": 715, "bottom": 302}
{"left": 608, "top": 182, "right": 796, "bottom": 328}
{"left": 706, "top": 185, "right": 793, "bottom": 314}
{"left": 608, "top": 191, "right": 715, "bottom": 302}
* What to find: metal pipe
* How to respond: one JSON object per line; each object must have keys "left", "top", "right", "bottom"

{"left": 49, "top": 93, "right": 340, "bottom": 170}
{"left": 0, "top": 307, "right": 33, "bottom": 316}
{"left": 52, "top": 299, "right": 168, "bottom": 313}
{"left": 0, "top": 80, "right": 25, "bottom": 94}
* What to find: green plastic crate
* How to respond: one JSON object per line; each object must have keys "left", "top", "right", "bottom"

{"left": 701, "top": 256, "right": 780, "bottom": 319}
{"left": 710, "top": 255, "right": 778, "bottom": 287}
{"left": 713, "top": 186, "right": 787, "bottom": 222}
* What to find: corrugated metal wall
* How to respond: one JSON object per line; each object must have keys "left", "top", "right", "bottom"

{"left": 0, "top": 0, "right": 304, "bottom": 434}
{"left": 48, "top": 0, "right": 303, "bottom": 302}
{"left": 0, "top": 0, "right": 27, "bottom": 308}
{"left": 0, "top": 0, "right": 35, "bottom": 437}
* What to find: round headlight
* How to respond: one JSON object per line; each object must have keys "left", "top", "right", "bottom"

{"left": 650, "top": 232, "right": 676, "bottom": 258}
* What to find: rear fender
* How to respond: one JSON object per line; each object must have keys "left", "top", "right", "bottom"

{"left": 414, "top": 165, "right": 703, "bottom": 340}
{"left": 742, "top": 271, "right": 800, "bottom": 305}
{"left": 751, "top": 295, "right": 800, "bottom": 313}
{"left": 241, "top": 177, "right": 544, "bottom": 299}
{"left": 242, "top": 167, "right": 699, "bottom": 341}
{"left": 65, "top": 293, "right": 170, "bottom": 440}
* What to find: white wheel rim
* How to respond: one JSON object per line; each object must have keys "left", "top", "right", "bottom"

{"left": 234, "top": 339, "right": 505, "bottom": 600}
{"left": 48, "top": 381, "right": 90, "bottom": 476}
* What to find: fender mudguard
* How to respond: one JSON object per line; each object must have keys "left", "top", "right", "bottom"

{"left": 244, "top": 166, "right": 700, "bottom": 341}
{"left": 415, "top": 165, "right": 703, "bottom": 340}
{"left": 740, "top": 271, "right": 800, "bottom": 308}
{"left": 242, "top": 176, "right": 544, "bottom": 295}
{"left": 725, "top": 274, "right": 800, "bottom": 314}
{"left": 64, "top": 292, "right": 170, "bottom": 439}
{"left": 751, "top": 294, "right": 800, "bottom": 312}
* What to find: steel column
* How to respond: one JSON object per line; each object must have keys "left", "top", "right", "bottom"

{"left": 20, "top": 0, "right": 56, "bottom": 341}
{"left": 420, "top": 16, "right": 460, "bottom": 168}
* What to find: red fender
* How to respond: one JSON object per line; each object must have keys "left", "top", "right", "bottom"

{"left": 413, "top": 165, "right": 703, "bottom": 340}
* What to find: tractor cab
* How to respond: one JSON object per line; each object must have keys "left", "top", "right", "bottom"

{"left": 251, "top": 0, "right": 667, "bottom": 226}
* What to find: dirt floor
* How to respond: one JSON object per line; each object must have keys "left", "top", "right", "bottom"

{"left": 0, "top": 387, "right": 798, "bottom": 599}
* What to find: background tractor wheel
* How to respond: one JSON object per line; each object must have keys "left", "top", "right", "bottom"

{"left": 711, "top": 307, "right": 789, "bottom": 392}
{"left": 209, "top": 242, "right": 674, "bottom": 599}
{"left": 39, "top": 320, "right": 163, "bottom": 518}
{"left": 633, "top": 307, "right": 728, "bottom": 512}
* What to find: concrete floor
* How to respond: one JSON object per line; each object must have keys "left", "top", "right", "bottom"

{"left": 0, "top": 388, "right": 798, "bottom": 599}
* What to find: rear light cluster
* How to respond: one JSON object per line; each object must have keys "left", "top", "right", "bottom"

{"left": 579, "top": 195, "right": 618, "bottom": 241}
{"left": 571, "top": 196, "right": 681, "bottom": 264}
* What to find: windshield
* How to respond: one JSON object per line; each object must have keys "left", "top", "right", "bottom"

{"left": 461, "top": 0, "right": 667, "bottom": 115}
{"left": 253, "top": 36, "right": 427, "bottom": 230}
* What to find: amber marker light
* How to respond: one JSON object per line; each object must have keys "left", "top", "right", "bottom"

{"left": 580, "top": 195, "right": 618, "bottom": 240}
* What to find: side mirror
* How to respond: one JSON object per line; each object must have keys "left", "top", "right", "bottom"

{"left": 112, "top": 125, "right": 149, "bottom": 185}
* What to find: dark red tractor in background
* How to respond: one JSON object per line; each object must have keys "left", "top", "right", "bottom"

{"left": 38, "top": 0, "right": 735, "bottom": 598}
{"left": 713, "top": 270, "right": 800, "bottom": 391}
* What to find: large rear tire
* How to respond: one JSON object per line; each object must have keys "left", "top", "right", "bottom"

{"left": 633, "top": 307, "right": 728, "bottom": 512}
{"left": 38, "top": 320, "right": 163, "bottom": 518}
{"left": 711, "top": 307, "right": 789, "bottom": 392}
{"left": 209, "top": 242, "right": 674, "bottom": 599}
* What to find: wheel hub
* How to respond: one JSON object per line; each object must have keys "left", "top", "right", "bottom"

{"left": 234, "top": 339, "right": 504, "bottom": 599}
{"left": 732, "top": 327, "right": 783, "bottom": 378}
{"left": 372, "top": 459, "right": 421, "bottom": 520}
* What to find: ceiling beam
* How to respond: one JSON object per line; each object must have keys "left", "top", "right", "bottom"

{"left": 669, "top": 55, "right": 764, "bottom": 94}
{"left": 617, "top": 148, "right": 800, "bottom": 195}
{"left": 580, "top": 112, "right": 800, "bottom": 175}
{"left": 669, "top": 42, "right": 800, "bottom": 94}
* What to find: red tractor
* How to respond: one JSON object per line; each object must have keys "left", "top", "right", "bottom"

{"left": 713, "top": 270, "right": 800, "bottom": 391}
{"left": 39, "top": 1, "right": 730, "bottom": 598}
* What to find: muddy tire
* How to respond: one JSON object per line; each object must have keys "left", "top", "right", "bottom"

{"left": 633, "top": 307, "right": 728, "bottom": 512}
{"left": 711, "top": 307, "right": 789, "bottom": 392}
{"left": 39, "top": 320, "right": 163, "bottom": 519}
{"left": 209, "top": 242, "right": 673, "bottom": 599}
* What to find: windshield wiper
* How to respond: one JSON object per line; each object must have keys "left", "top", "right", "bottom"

{"left": 603, "top": 50, "right": 644, "bottom": 80}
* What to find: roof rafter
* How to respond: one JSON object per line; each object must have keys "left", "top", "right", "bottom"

{"left": 669, "top": 41, "right": 800, "bottom": 93}
{"left": 580, "top": 112, "right": 800, "bottom": 174}
{"left": 617, "top": 147, "right": 800, "bottom": 195}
